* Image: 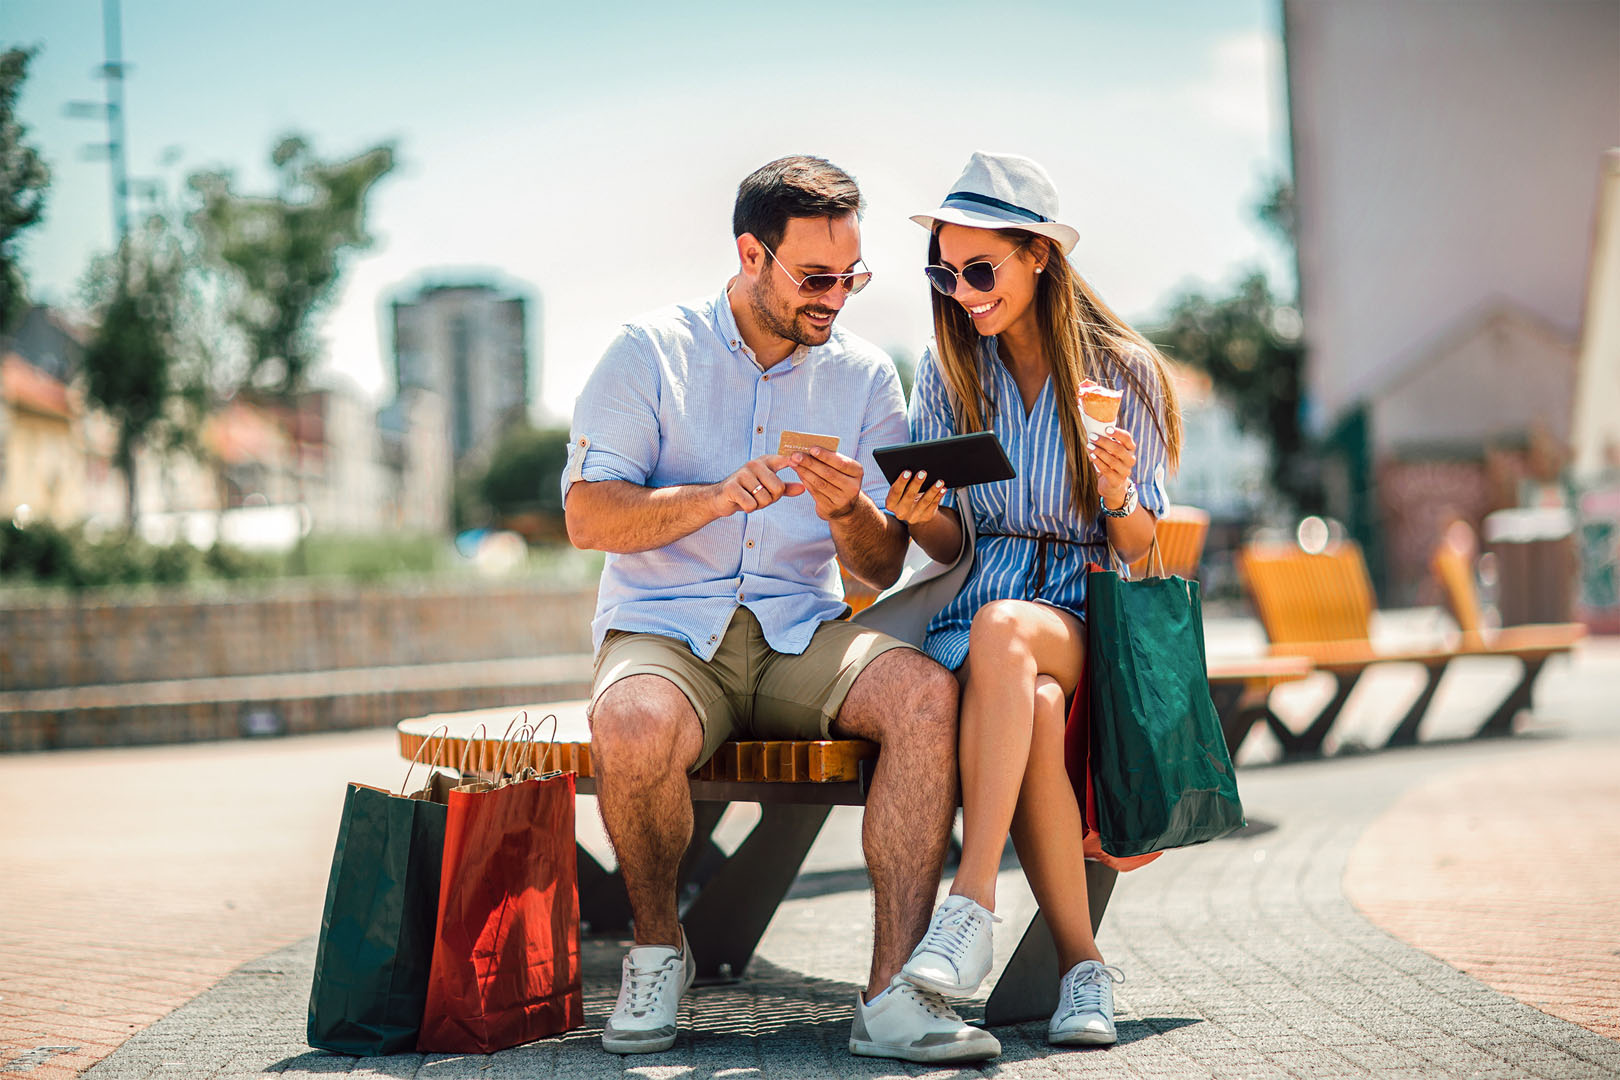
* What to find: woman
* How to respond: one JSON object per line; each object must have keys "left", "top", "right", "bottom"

{"left": 885, "top": 151, "right": 1183, "bottom": 1046}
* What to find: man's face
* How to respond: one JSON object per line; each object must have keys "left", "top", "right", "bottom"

{"left": 746, "top": 213, "right": 863, "bottom": 349}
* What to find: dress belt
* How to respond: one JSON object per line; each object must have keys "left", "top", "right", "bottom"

{"left": 977, "top": 530, "right": 1105, "bottom": 598}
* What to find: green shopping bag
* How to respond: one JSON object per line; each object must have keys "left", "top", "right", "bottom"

{"left": 307, "top": 732, "right": 455, "bottom": 1056}
{"left": 1086, "top": 566, "right": 1245, "bottom": 857}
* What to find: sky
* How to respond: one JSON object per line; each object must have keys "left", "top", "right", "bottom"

{"left": 5, "top": 0, "right": 1294, "bottom": 423}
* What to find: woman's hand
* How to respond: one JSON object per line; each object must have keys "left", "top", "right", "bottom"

{"left": 885, "top": 469, "right": 948, "bottom": 526}
{"left": 1088, "top": 426, "right": 1137, "bottom": 510}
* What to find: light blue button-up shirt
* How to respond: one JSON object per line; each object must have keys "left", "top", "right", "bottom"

{"left": 564, "top": 285, "right": 909, "bottom": 661}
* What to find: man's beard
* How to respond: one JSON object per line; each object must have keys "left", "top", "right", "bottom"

{"left": 750, "top": 275, "right": 836, "bottom": 348}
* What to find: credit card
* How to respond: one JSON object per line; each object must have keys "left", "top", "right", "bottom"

{"left": 778, "top": 430, "right": 841, "bottom": 456}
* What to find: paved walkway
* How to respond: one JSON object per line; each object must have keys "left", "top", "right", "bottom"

{"left": 1, "top": 638, "right": 1616, "bottom": 1078}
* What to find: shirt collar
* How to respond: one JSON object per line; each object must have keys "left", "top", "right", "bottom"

{"left": 715, "top": 280, "right": 813, "bottom": 368}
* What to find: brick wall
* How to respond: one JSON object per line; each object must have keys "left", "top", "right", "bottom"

{"left": 0, "top": 580, "right": 599, "bottom": 692}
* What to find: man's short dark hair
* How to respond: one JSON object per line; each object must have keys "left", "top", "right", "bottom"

{"left": 733, "top": 156, "right": 863, "bottom": 251}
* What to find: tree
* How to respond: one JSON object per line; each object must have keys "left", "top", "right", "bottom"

{"left": 0, "top": 47, "right": 51, "bottom": 333}
{"left": 479, "top": 424, "right": 570, "bottom": 518}
{"left": 187, "top": 135, "right": 394, "bottom": 398}
{"left": 80, "top": 212, "right": 210, "bottom": 528}
{"left": 1149, "top": 272, "right": 1319, "bottom": 511}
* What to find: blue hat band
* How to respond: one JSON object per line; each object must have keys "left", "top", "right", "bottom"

{"left": 941, "top": 191, "right": 1051, "bottom": 224}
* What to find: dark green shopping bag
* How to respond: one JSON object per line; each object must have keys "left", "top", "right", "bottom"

{"left": 307, "top": 757, "right": 454, "bottom": 1055}
{"left": 1086, "top": 567, "right": 1245, "bottom": 857}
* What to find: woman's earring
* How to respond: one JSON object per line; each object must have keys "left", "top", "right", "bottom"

{"left": 1035, "top": 266, "right": 1044, "bottom": 274}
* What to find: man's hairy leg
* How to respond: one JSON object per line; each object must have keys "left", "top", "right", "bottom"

{"left": 833, "top": 649, "right": 960, "bottom": 1000}
{"left": 589, "top": 674, "right": 704, "bottom": 947}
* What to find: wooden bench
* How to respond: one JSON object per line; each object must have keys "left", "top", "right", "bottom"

{"left": 1431, "top": 521, "right": 1587, "bottom": 735}
{"left": 398, "top": 703, "right": 1109, "bottom": 1025}
{"left": 1128, "top": 505, "right": 1211, "bottom": 580}
{"left": 1236, "top": 538, "right": 1583, "bottom": 756}
{"left": 395, "top": 645, "right": 1304, "bottom": 1025}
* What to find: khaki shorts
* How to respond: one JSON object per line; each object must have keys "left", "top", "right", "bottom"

{"left": 591, "top": 606, "right": 918, "bottom": 769}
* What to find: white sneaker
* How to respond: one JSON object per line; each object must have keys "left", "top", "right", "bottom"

{"left": 602, "top": 932, "right": 696, "bottom": 1054}
{"left": 850, "top": 976, "right": 1001, "bottom": 1063}
{"left": 899, "top": 894, "right": 1000, "bottom": 996}
{"left": 1050, "top": 959, "right": 1124, "bottom": 1046}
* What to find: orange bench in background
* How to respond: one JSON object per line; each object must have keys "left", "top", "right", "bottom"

{"left": 1236, "top": 538, "right": 1584, "bottom": 757}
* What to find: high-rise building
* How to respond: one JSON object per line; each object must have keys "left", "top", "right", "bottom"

{"left": 391, "top": 281, "right": 533, "bottom": 464}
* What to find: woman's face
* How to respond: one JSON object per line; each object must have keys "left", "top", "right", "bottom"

{"left": 933, "top": 224, "right": 1045, "bottom": 338}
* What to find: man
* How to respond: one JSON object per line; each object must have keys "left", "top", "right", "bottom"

{"left": 563, "top": 156, "right": 998, "bottom": 1064}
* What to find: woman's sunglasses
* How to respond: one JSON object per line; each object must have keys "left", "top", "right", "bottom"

{"left": 924, "top": 243, "right": 1028, "bottom": 297}
{"left": 759, "top": 239, "right": 873, "bottom": 298}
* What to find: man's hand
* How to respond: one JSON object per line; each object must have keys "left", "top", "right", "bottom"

{"left": 789, "top": 447, "right": 865, "bottom": 521}
{"left": 712, "top": 454, "right": 805, "bottom": 517}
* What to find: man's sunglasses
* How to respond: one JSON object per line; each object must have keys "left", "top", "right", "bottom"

{"left": 759, "top": 239, "right": 873, "bottom": 298}
{"left": 924, "top": 243, "right": 1028, "bottom": 297}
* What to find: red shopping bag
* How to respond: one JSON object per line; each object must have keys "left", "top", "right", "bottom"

{"left": 416, "top": 767, "right": 583, "bottom": 1052}
{"left": 1064, "top": 617, "right": 1162, "bottom": 873}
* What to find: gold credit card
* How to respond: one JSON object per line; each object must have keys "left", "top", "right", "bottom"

{"left": 778, "top": 430, "right": 840, "bottom": 456}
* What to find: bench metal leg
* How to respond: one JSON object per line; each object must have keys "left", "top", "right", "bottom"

{"left": 576, "top": 802, "right": 748, "bottom": 936}
{"left": 1266, "top": 670, "right": 1361, "bottom": 757}
{"left": 681, "top": 802, "right": 832, "bottom": 983}
{"left": 1475, "top": 654, "right": 1548, "bottom": 738}
{"left": 1384, "top": 661, "right": 1450, "bottom": 747}
{"left": 577, "top": 843, "right": 633, "bottom": 934}
{"left": 983, "top": 861, "right": 1118, "bottom": 1026}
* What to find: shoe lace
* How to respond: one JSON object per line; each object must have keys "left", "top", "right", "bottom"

{"left": 917, "top": 902, "right": 995, "bottom": 965}
{"left": 623, "top": 955, "right": 678, "bottom": 1016}
{"left": 1067, "top": 964, "right": 1125, "bottom": 1013}
{"left": 895, "top": 980, "right": 964, "bottom": 1022}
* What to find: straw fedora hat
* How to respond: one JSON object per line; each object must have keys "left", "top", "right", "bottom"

{"left": 911, "top": 150, "right": 1079, "bottom": 255}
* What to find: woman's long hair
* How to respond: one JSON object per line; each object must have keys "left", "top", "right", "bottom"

{"left": 928, "top": 226, "right": 1183, "bottom": 525}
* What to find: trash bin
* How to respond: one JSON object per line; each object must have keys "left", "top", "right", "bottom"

{"left": 1482, "top": 508, "right": 1577, "bottom": 625}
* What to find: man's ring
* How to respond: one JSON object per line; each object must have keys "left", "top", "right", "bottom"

{"left": 751, "top": 484, "right": 765, "bottom": 495}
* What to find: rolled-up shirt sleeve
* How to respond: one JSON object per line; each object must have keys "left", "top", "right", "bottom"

{"left": 855, "top": 360, "right": 910, "bottom": 515}
{"left": 563, "top": 326, "right": 662, "bottom": 502}
{"left": 1119, "top": 350, "right": 1171, "bottom": 518}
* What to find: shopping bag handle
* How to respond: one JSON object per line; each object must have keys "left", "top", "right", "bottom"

{"left": 400, "top": 723, "right": 451, "bottom": 796}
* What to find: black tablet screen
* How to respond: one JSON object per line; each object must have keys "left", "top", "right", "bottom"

{"left": 872, "top": 431, "right": 1016, "bottom": 490}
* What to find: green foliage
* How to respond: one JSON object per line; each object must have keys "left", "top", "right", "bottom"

{"left": 0, "top": 519, "right": 447, "bottom": 591}
{"left": 289, "top": 532, "right": 448, "bottom": 582}
{"left": 1148, "top": 272, "right": 1320, "bottom": 511}
{"left": 478, "top": 424, "right": 570, "bottom": 517}
{"left": 0, "top": 47, "right": 51, "bottom": 332}
{"left": 188, "top": 135, "right": 395, "bottom": 398}
{"left": 80, "top": 212, "right": 210, "bottom": 526}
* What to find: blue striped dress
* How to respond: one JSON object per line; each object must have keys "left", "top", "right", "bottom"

{"left": 909, "top": 338, "right": 1171, "bottom": 672}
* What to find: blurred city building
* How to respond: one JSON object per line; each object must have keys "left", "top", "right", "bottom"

{"left": 1165, "top": 364, "right": 1272, "bottom": 599}
{"left": 1285, "top": 0, "right": 1619, "bottom": 603}
{"left": 0, "top": 303, "right": 452, "bottom": 545}
{"left": 390, "top": 280, "right": 534, "bottom": 469}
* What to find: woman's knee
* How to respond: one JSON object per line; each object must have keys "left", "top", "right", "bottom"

{"left": 968, "top": 599, "right": 1038, "bottom": 655}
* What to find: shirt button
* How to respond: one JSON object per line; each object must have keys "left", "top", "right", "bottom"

{"left": 738, "top": 593, "right": 745, "bottom": 601}
{"left": 577, "top": 438, "right": 587, "bottom": 446}
{"left": 708, "top": 634, "right": 717, "bottom": 643}
{"left": 755, "top": 425, "right": 763, "bottom": 434}
{"left": 761, "top": 374, "right": 770, "bottom": 381}
{"left": 746, "top": 539, "right": 755, "bottom": 548}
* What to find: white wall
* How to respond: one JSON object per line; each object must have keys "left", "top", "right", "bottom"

{"left": 1286, "top": 0, "right": 1620, "bottom": 430}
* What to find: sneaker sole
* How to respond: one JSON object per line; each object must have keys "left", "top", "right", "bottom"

{"left": 849, "top": 1037, "right": 1001, "bottom": 1063}
{"left": 602, "top": 1029, "right": 678, "bottom": 1055}
{"left": 1048, "top": 1028, "right": 1117, "bottom": 1047}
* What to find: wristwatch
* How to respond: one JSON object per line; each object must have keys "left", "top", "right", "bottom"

{"left": 1100, "top": 479, "right": 1138, "bottom": 519}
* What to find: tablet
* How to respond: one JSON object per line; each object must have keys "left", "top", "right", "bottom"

{"left": 872, "top": 431, "right": 1016, "bottom": 489}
